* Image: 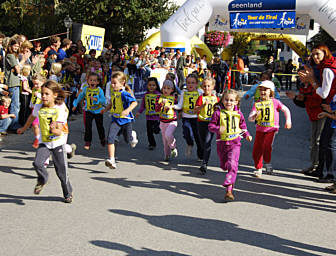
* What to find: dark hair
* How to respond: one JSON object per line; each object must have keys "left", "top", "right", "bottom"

{"left": 42, "top": 80, "right": 66, "bottom": 105}
{"left": 312, "top": 44, "right": 333, "bottom": 61}
{"left": 186, "top": 73, "right": 199, "bottom": 84}
{"left": 7, "top": 38, "right": 19, "bottom": 55}
{"left": 260, "top": 70, "right": 272, "bottom": 81}
{"left": 87, "top": 71, "right": 100, "bottom": 83}
{"left": 147, "top": 77, "right": 160, "bottom": 91}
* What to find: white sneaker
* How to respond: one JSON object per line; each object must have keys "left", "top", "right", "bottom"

{"left": 253, "top": 169, "right": 262, "bottom": 178}
{"left": 130, "top": 130, "right": 138, "bottom": 148}
{"left": 185, "top": 145, "right": 192, "bottom": 157}
{"left": 171, "top": 148, "right": 178, "bottom": 158}
{"left": 105, "top": 159, "right": 116, "bottom": 169}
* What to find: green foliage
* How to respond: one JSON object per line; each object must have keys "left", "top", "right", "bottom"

{"left": 228, "top": 32, "right": 252, "bottom": 56}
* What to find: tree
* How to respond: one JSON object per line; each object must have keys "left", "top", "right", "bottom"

{"left": 309, "top": 27, "right": 336, "bottom": 52}
{"left": 57, "top": 0, "right": 178, "bottom": 47}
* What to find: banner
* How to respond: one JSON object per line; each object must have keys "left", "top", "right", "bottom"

{"left": 229, "top": 0, "right": 296, "bottom": 11}
{"left": 230, "top": 11, "right": 296, "bottom": 29}
{"left": 80, "top": 24, "right": 105, "bottom": 56}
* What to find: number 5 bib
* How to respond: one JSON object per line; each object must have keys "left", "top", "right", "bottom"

{"left": 39, "top": 107, "right": 60, "bottom": 142}
{"left": 182, "top": 91, "right": 199, "bottom": 115}
{"left": 220, "top": 110, "right": 241, "bottom": 141}
{"left": 255, "top": 100, "right": 275, "bottom": 127}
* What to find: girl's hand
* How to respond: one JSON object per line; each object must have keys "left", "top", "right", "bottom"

{"left": 246, "top": 136, "right": 252, "bottom": 142}
{"left": 9, "top": 114, "right": 16, "bottom": 118}
{"left": 72, "top": 106, "right": 76, "bottom": 112}
{"left": 318, "top": 112, "right": 328, "bottom": 119}
{"left": 17, "top": 127, "right": 24, "bottom": 134}
{"left": 121, "top": 110, "right": 130, "bottom": 117}
{"left": 135, "top": 112, "right": 140, "bottom": 119}
{"left": 285, "top": 123, "right": 292, "bottom": 129}
{"left": 161, "top": 99, "right": 168, "bottom": 104}
{"left": 50, "top": 121, "right": 57, "bottom": 132}
{"left": 219, "top": 123, "right": 226, "bottom": 134}
{"left": 321, "top": 104, "right": 332, "bottom": 113}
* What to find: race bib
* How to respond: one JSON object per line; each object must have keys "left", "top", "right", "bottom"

{"left": 39, "top": 107, "right": 60, "bottom": 142}
{"left": 182, "top": 91, "right": 199, "bottom": 115}
{"left": 255, "top": 100, "right": 275, "bottom": 127}
{"left": 220, "top": 110, "right": 241, "bottom": 141}
{"left": 110, "top": 91, "right": 124, "bottom": 118}
{"left": 145, "top": 94, "right": 159, "bottom": 116}
{"left": 198, "top": 95, "right": 218, "bottom": 122}
{"left": 159, "top": 95, "right": 175, "bottom": 120}
{"left": 31, "top": 88, "right": 42, "bottom": 105}
{"left": 86, "top": 87, "right": 101, "bottom": 111}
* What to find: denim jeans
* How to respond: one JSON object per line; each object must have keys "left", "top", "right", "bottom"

{"left": 0, "top": 117, "right": 12, "bottom": 132}
{"left": 8, "top": 86, "right": 21, "bottom": 130}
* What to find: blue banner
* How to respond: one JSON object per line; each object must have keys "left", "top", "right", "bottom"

{"left": 230, "top": 11, "right": 296, "bottom": 29}
{"left": 229, "top": 0, "right": 296, "bottom": 11}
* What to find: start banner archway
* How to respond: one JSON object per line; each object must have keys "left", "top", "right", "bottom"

{"left": 161, "top": 0, "right": 336, "bottom": 53}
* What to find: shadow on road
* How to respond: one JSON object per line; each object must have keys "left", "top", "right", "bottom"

{"left": 0, "top": 193, "right": 64, "bottom": 205}
{"left": 90, "top": 240, "right": 190, "bottom": 256}
{"left": 109, "top": 209, "right": 336, "bottom": 256}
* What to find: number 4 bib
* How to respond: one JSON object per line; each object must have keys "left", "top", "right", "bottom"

{"left": 220, "top": 110, "right": 241, "bottom": 141}
{"left": 255, "top": 100, "right": 275, "bottom": 127}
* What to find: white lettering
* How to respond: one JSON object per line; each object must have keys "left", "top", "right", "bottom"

{"left": 231, "top": 2, "right": 263, "bottom": 9}
{"left": 174, "top": 0, "right": 206, "bottom": 32}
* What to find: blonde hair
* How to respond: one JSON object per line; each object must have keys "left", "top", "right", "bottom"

{"left": 202, "top": 77, "right": 215, "bottom": 87}
{"left": 111, "top": 71, "right": 132, "bottom": 93}
{"left": 216, "top": 89, "right": 241, "bottom": 109}
{"left": 21, "top": 64, "right": 31, "bottom": 77}
{"left": 50, "top": 62, "right": 62, "bottom": 76}
{"left": 32, "top": 73, "right": 47, "bottom": 83}
{"left": 1, "top": 95, "right": 11, "bottom": 104}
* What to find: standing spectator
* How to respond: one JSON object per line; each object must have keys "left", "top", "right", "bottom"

{"left": 32, "top": 41, "right": 42, "bottom": 56}
{"left": 176, "top": 50, "right": 186, "bottom": 89}
{"left": 43, "top": 36, "right": 61, "bottom": 60}
{"left": 285, "top": 59, "right": 295, "bottom": 90}
{"left": 57, "top": 38, "right": 72, "bottom": 62}
{"left": 235, "top": 55, "right": 245, "bottom": 89}
{"left": 0, "top": 32, "right": 6, "bottom": 71}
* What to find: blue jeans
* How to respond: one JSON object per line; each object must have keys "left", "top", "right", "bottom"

{"left": 0, "top": 117, "right": 12, "bottom": 132}
{"left": 8, "top": 86, "right": 21, "bottom": 130}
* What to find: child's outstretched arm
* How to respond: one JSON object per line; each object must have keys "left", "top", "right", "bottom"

{"left": 280, "top": 104, "right": 292, "bottom": 129}
{"left": 17, "top": 114, "right": 36, "bottom": 134}
{"left": 248, "top": 103, "right": 260, "bottom": 122}
{"left": 243, "top": 83, "right": 258, "bottom": 100}
{"left": 72, "top": 87, "right": 86, "bottom": 111}
{"left": 121, "top": 101, "right": 138, "bottom": 117}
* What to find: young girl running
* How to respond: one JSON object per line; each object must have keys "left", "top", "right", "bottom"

{"left": 248, "top": 80, "right": 292, "bottom": 178}
{"left": 135, "top": 77, "right": 161, "bottom": 150}
{"left": 30, "top": 74, "right": 47, "bottom": 148}
{"left": 155, "top": 79, "right": 178, "bottom": 161}
{"left": 174, "top": 73, "right": 203, "bottom": 159}
{"left": 102, "top": 71, "right": 138, "bottom": 169}
{"left": 17, "top": 80, "right": 73, "bottom": 203}
{"left": 73, "top": 72, "right": 106, "bottom": 150}
{"left": 194, "top": 77, "right": 219, "bottom": 174}
{"left": 209, "top": 89, "right": 252, "bottom": 201}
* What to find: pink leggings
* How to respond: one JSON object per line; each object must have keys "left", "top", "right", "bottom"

{"left": 160, "top": 121, "right": 177, "bottom": 157}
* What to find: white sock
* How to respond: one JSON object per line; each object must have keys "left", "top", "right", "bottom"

{"left": 110, "top": 157, "right": 115, "bottom": 162}
{"left": 65, "top": 144, "right": 72, "bottom": 153}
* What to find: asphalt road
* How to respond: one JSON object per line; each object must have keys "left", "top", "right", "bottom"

{"left": 1, "top": 92, "right": 336, "bottom": 256}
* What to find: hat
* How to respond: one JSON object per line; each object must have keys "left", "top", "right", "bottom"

{"left": 162, "top": 79, "right": 175, "bottom": 89}
{"left": 258, "top": 80, "right": 275, "bottom": 91}
{"left": 47, "top": 49, "right": 57, "bottom": 56}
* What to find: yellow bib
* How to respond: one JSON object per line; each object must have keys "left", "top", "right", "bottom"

{"left": 31, "top": 88, "right": 42, "bottom": 105}
{"left": 255, "top": 100, "right": 275, "bottom": 127}
{"left": 182, "top": 91, "right": 199, "bottom": 114}
{"left": 39, "top": 107, "right": 60, "bottom": 142}
{"left": 198, "top": 95, "right": 218, "bottom": 122}
{"left": 220, "top": 110, "right": 241, "bottom": 141}
{"left": 86, "top": 87, "right": 101, "bottom": 111}
{"left": 110, "top": 91, "right": 124, "bottom": 118}
{"left": 158, "top": 95, "right": 175, "bottom": 120}
{"left": 145, "top": 94, "right": 159, "bottom": 116}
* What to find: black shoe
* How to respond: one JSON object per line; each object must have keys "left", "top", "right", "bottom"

{"left": 200, "top": 163, "right": 207, "bottom": 175}
{"left": 305, "top": 171, "right": 322, "bottom": 177}
{"left": 315, "top": 175, "right": 334, "bottom": 183}
{"left": 148, "top": 145, "right": 155, "bottom": 150}
{"left": 301, "top": 166, "right": 317, "bottom": 175}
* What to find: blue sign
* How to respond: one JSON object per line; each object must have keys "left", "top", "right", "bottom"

{"left": 88, "top": 35, "right": 103, "bottom": 51}
{"left": 229, "top": 0, "right": 296, "bottom": 11}
{"left": 230, "top": 11, "right": 296, "bottom": 29}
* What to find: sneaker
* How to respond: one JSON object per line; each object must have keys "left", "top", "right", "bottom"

{"left": 64, "top": 195, "right": 73, "bottom": 203}
{"left": 265, "top": 163, "right": 273, "bottom": 175}
{"left": 164, "top": 155, "right": 170, "bottom": 162}
{"left": 84, "top": 142, "right": 90, "bottom": 150}
{"left": 32, "top": 138, "right": 39, "bottom": 149}
{"left": 0, "top": 132, "right": 8, "bottom": 136}
{"left": 148, "top": 145, "right": 155, "bottom": 151}
{"left": 325, "top": 184, "right": 336, "bottom": 191}
{"left": 225, "top": 191, "right": 235, "bottom": 201}
{"left": 301, "top": 165, "right": 317, "bottom": 175}
{"left": 171, "top": 148, "right": 178, "bottom": 158}
{"left": 197, "top": 158, "right": 203, "bottom": 162}
{"left": 67, "top": 144, "right": 77, "bottom": 159}
{"left": 34, "top": 182, "right": 45, "bottom": 195}
{"left": 105, "top": 159, "right": 116, "bottom": 169}
{"left": 200, "top": 163, "right": 207, "bottom": 175}
{"left": 185, "top": 145, "right": 192, "bottom": 157}
{"left": 130, "top": 130, "right": 138, "bottom": 148}
{"left": 253, "top": 169, "right": 262, "bottom": 178}
{"left": 101, "top": 139, "right": 106, "bottom": 147}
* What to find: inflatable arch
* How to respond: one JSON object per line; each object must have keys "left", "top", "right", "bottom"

{"left": 161, "top": 0, "right": 336, "bottom": 53}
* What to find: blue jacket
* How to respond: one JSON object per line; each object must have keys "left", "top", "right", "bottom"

{"left": 73, "top": 86, "right": 106, "bottom": 114}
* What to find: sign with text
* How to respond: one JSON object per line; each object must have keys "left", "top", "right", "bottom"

{"left": 230, "top": 11, "right": 296, "bottom": 29}
{"left": 229, "top": 0, "right": 296, "bottom": 11}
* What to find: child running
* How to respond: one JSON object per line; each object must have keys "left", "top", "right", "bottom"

{"left": 72, "top": 72, "right": 106, "bottom": 150}
{"left": 174, "top": 73, "right": 203, "bottom": 159}
{"left": 248, "top": 80, "right": 292, "bottom": 178}
{"left": 155, "top": 79, "right": 178, "bottom": 161}
{"left": 194, "top": 77, "right": 219, "bottom": 174}
{"left": 135, "top": 77, "right": 161, "bottom": 150}
{"left": 17, "top": 80, "right": 73, "bottom": 203}
{"left": 30, "top": 74, "right": 47, "bottom": 148}
{"left": 102, "top": 71, "right": 138, "bottom": 169}
{"left": 209, "top": 89, "right": 252, "bottom": 201}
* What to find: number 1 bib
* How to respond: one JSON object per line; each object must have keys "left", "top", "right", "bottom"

{"left": 39, "top": 107, "right": 60, "bottom": 142}
{"left": 110, "top": 91, "right": 124, "bottom": 118}
{"left": 220, "top": 110, "right": 241, "bottom": 141}
{"left": 255, "top": 100, "right": 275, "bottom": 127}
{"left": 198, "top": 95, "right": 218, "bottom": 122}
{"left": 86, "top": 88, "right": 101, "bottom": 111}
{"left": 31, "top": 88, "right": 42, "bottom": 105}
{"left": 182, "top": 91, "right": 199, "bottom": 115}
{"left": 145, "top": 94, "right": 159, "bottom": 116}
